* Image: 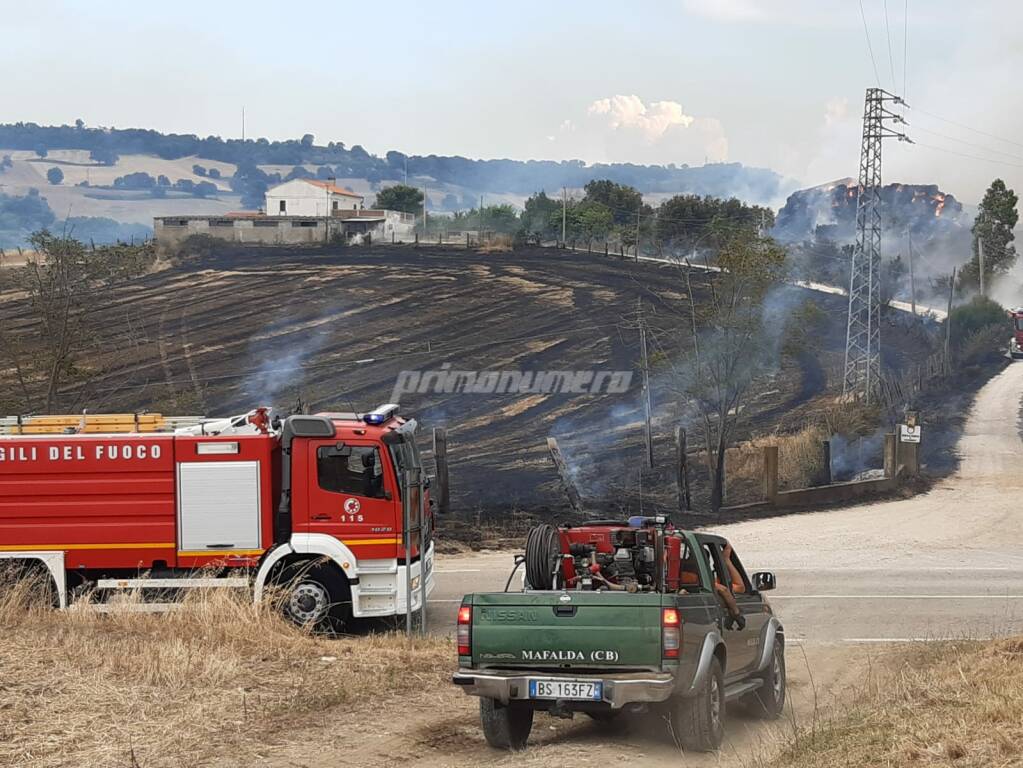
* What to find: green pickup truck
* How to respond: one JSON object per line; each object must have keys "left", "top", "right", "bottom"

{"left": 452, "top": 521, "right": 785, "bottom": 751}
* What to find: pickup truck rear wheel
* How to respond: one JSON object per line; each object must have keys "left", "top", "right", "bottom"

{"left": 748, "top": 639, "right": 786, "bottom": 719}
{"left": 671, "top": 657, "right": 724, "bottom": 752}
{"left": 479, "top": 697, "right": 533, "bottom": 750}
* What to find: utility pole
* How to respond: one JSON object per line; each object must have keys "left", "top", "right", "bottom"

{"left": 562, "top": 187, "right": 567, "bottom": 245}
{"left": 635, "top": 204, "right": 641, "bottom": 262}
{"left": 843, "top": 87, "right": 912, "bottom": 402}
{"left": 241, "top": 106, "right": 245, "bottom": 142}
{"left": 907, "top": 231, "right": 917, "bottom": 316}
{"left": 638, "top": 298, "right": 653, "bottom": 469}
{"left": 478, "top": 195, "right": 484, "bottom": 245}
{"left": 978, "top": 238, "right": 986, "bottom": 297}
{"left": 422, "top": 186, "right": 427, "bottom": 231}
{"left": 404, "top": 156, "right": 408, "bottom": 185}
{"left": 944, "top": 266, "right": 956, "bottom": 372}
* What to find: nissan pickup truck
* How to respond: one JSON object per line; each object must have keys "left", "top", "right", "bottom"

{"left": 452, "top": 519, "right": 785, "bottom": 751}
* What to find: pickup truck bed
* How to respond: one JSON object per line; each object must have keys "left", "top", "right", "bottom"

{"left": 453, "top": 528, "right": 786, "bottom": 752}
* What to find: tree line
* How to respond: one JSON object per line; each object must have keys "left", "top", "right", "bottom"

{"left": 0, "top": 121, "right": 784, "bottom": 201}
{"left": 377, "top": 180, "right": 773, "bottom": 252}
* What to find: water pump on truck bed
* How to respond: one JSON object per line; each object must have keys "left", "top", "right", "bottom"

{"left": 521, "top": 516, "right": 690, "bottom": 594}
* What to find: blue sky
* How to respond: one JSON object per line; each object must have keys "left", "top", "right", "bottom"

{"left": 2, "top": 1, "right": 1021, "bottom": 202}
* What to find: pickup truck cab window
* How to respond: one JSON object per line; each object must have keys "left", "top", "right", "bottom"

{"left": 725, "top": 546, "right": 753, "bottom": 594}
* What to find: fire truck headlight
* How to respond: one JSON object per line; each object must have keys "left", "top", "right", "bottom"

{"left": 411, "top": 576, "right": 421, "bottom": 590}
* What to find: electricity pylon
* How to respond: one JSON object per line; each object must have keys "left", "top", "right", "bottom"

{"left": 843, "top": 88, "right": 911, "bottom": 402}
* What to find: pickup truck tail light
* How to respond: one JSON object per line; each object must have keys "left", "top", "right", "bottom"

{"left": 457, "top": 604, "right": 472, "bottom": 656}
{"left": 662, "top": 607, "right": 681, "bottom": 659}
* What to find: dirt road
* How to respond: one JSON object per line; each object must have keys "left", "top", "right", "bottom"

{"left": 218, "top": 363, "right": 1023, "bottom": 767}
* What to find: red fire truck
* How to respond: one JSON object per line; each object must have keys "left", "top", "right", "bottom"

{"left": 0, "top": 404, "right": 434, "bottom": 628}
{"left": 1010, "top": 308, "right": 1023, "bottom": 359}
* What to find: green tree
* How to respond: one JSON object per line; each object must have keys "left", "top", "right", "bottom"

{"left": 583, "top": 179, "right": 647, "bottom": 227}
{"left": 46, "top": 167, "right": 64, "bottom": 185}
{"left": 655, "top": 194, "right": 771, "bottom": 252}
{"left": 375, "top": 184, "right": 424, "bottom": 215}
{"left": 563, "top": 200, "right": 613, "bottom": 244}
{"left": 89, "top": 147, "right": 119, "bottom": 166}
{"left": 479, "top": 204, "right": 519, "bottom": 234}
{"left": 964, "top": 178, "right": 1018, "bottom": 288}
{"left": 520, "top": 191, "right": 561, "bottom": 239}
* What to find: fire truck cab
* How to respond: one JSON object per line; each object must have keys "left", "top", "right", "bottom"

{"left": 1009, "top": 308, "right": 1023, "bottom": 359}
{"left": 0, "top": 404, "right": 435, "bottom": 628}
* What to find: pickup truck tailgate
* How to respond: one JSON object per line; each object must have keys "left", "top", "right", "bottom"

{"left": 469, "top": 592, "right": 664, "bottom": 669}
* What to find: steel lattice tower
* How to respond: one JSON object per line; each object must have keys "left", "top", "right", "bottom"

{"left": 843, "top": 88, "right": 910, "bottom": 401}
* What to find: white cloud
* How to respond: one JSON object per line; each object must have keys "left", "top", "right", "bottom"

{"left": 553, "top": 94, "right": 727, "bottom": 166}
{"left": 824, "top": 98, "right": 850, "bottom": 127}
{"left": 586, "top": 95, "right": 695, "bottom": 143}
{"left": 680, "top": 0, "right": 766, "bottom": 23}
{"left": 680, "top": 0, "right": 851, "bottom": 28}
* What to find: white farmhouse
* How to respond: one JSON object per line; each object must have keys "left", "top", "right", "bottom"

{"left": 265, "top": 178, "right": 364, "bottom": 217}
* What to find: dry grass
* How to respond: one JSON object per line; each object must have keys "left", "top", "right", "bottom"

{"left": 726, "top": 424, "right": 828, "bottom": 498}
{"left": 0, "top": 572, "right": 451, "bottom": 768}
{"left": 725, "top": 400, "right": 884, "bottom": 502}
{"left": 478, "top": 234, "right": 514, "bottom": 252}
{"left": 768, "top": 638, "right": 1023, "bottom": 768}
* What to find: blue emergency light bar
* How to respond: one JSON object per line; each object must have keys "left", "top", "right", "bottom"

{"left": 363, "top": 403, "right": 400, "bottom": 425}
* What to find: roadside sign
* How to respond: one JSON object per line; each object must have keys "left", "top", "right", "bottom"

{"left": 900, "top": 425, "right": 921, "bottom": 444}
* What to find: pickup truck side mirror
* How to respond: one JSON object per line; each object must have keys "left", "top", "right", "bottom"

{"left": 752, "top": 571, "right": 776, "bottom": 592}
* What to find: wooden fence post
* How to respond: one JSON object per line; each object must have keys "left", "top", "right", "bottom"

{"left": 675, "top": 427, "right": 691, "bottom": 511}
{"left": 763, "top": 446, "right": 779, "bottom": 503}
{"left": 546, "top": 437, "right": 583, "bottom": 514}
{"left": 883, "top": 433, "right": 897, "bottom": 479}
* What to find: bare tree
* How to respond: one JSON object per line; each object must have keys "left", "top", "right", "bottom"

{"left": 659, "top": 230, "right": 786, "bottom": 511}
{"left": 0, "top": 231, "right": 154, "bottom": 414}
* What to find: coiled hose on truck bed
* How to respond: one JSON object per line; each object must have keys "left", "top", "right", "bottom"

{"left": 524, "top": 523, "right": 561, "bottom": 590}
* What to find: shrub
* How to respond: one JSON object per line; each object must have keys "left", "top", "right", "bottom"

{"left": 947, "top": 295, "right": 1005, "bottom": 348}
{"left": 46, "top": 167, "right": 63, "bottom": 185}
{"left": 959, "top": 324, "right": 1007, "bottom": 365}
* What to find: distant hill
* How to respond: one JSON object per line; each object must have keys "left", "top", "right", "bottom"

{"left": 0, "top": 121, "right": 793, "bottom": 209}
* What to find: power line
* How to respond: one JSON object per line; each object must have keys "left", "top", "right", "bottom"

{"left": 913, "top": 140, "right": 1023, "bottom": 170}
{"left": 858, "top": 0, "right": 882, "bottom": 87}
{"left": 910, "top": 124, "right": 1023, "bottom": 165}
{"left": 902, "top": 0, "right": 909, "bottom": 100}
{"left": 910, "top": 106, "right": 1023, "bottom": 152}
{"left": 883, "top": 0, "right": 897, "bottom": 91}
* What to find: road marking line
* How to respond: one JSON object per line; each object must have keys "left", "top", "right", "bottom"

{"left": 771, "top": 594, "right": 1023, "bottom": 599}
{"left": 843, "top": 638, "right": 975, "bottom": 644}
{"left": 769, "top": 567, "right": 1023, "bottom": 572}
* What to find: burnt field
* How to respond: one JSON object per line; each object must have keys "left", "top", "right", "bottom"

{"left": 0, "top": 244, "right": 937, "bottom": 519}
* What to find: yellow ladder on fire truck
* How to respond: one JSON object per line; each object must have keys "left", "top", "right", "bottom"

{"left": 0, "top": 414, "right": 207, "bottom": 435}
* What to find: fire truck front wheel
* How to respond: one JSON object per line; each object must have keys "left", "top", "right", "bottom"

{"left": 278, "top": 560, "right": 351, "bottom": 632}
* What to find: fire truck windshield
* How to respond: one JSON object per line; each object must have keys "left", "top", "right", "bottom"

{"left": 1015, "top": 317, "right": 1023, "bottom": 332}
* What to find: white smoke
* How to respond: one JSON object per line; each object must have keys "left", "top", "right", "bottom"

{"left": 552, "top": 94, "right": 729, "bottom": 166}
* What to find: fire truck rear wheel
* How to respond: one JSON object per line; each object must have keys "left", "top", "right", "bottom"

{"left": 279, "top": 560, "right": 351, "bottom": 632}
